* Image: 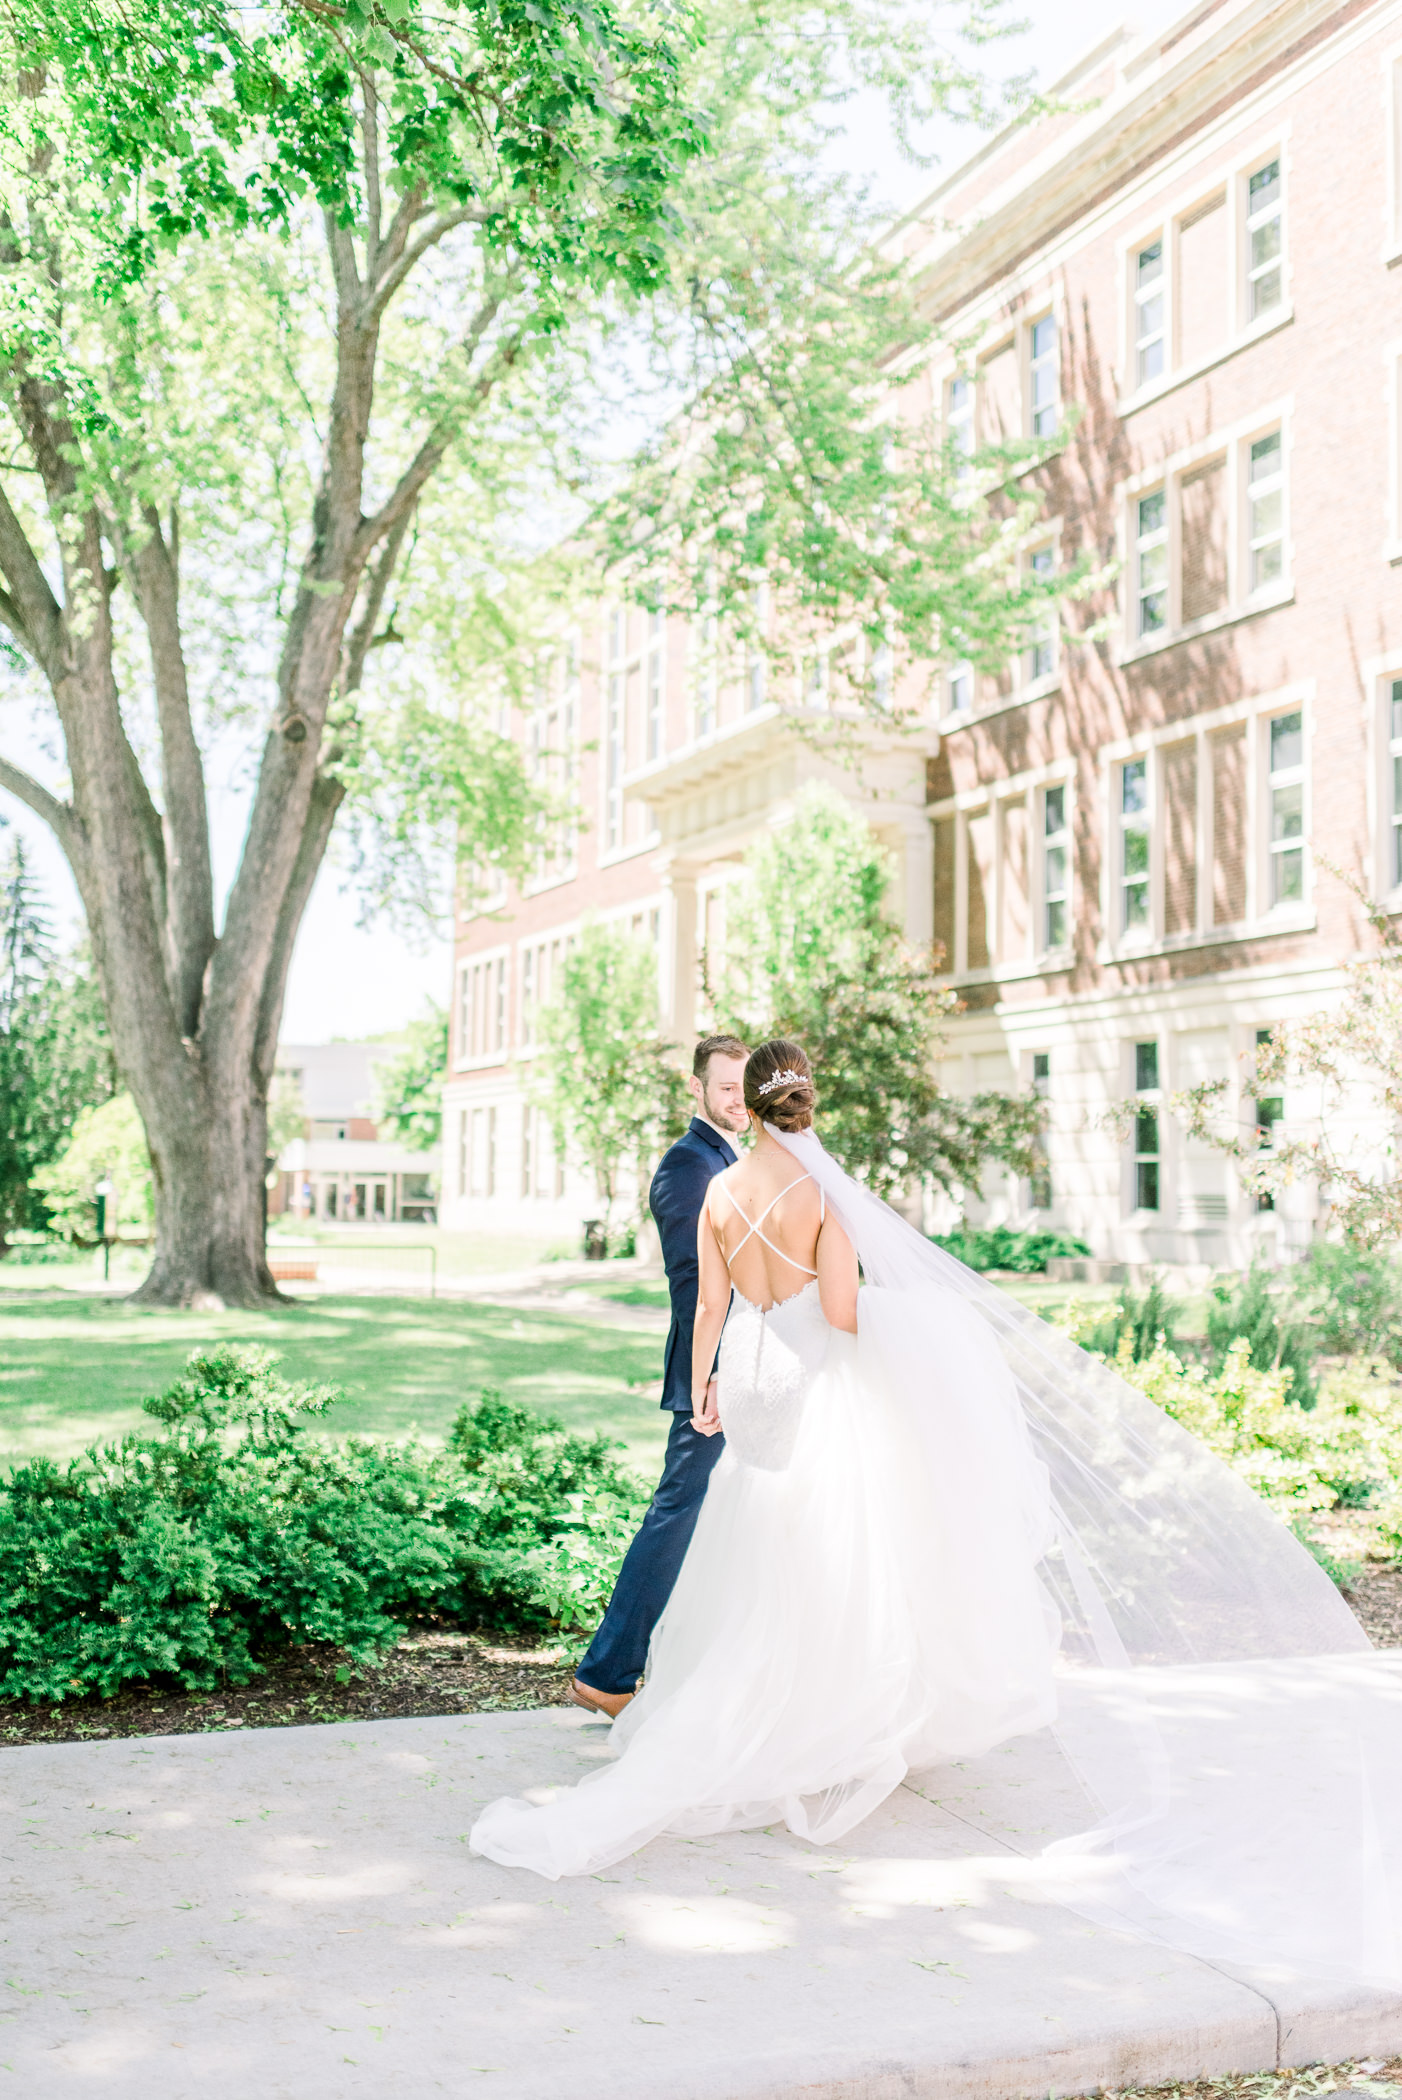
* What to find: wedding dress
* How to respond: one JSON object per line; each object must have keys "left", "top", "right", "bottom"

{"left": 471, "top": 1129, "right": 1402, "bottom": 1988}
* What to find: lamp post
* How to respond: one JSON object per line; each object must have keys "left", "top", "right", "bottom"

{"left": 94, "top": 1177, "right": 114, "bottom": 1282}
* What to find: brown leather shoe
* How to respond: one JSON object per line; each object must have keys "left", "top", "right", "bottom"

{"left": 569, "top": 1677, "right": 634, "bottom": 1720}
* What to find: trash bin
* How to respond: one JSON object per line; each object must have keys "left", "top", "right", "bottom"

{"left": 583, "top": 1218, "right": 608, "bottom": 1261}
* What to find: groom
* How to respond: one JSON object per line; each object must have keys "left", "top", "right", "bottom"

{"left": 571, "top": 1034, "right": 750, "bottom": 1719}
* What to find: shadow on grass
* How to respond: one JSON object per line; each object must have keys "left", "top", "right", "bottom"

{"left": 0, "top": 1292, "right": 671, "bottom": 1474}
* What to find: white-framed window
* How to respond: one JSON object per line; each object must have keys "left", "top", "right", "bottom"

{"left": 1135, "top": 491, "right": 1168, "bottom": 637}
{"left": 524, "top": 643, "right": 578, "bottom": 889}
{"left": 1119, "top": 408, "right": 1289, "bottom": 657}
{"left": 927, "top": 761, "right": 1074, "bottom": 982}
{"left": 1097, "top": 685, "right": 1311, "bottom": 959}
{"left": 746, "top": 582, "right": 768, "bottom": 712}
{"left": 456, "top": 951, "right": 509, "bottom": 1065}
{"left": 1265, "top": 707, "right": 1304, "bottom": 906}
{"left": 1245, "top": 156, "right": 1283, "bottom": 320}
{"left": 1131, "top": 1038, "right": 1161, "bottom": 1214}
{"left": 467, "top": 1105, "right": 497, "bottom": 1199}
{"left": 1134, "top": 240, "right": 1166, "bottom": 386}
{"left": 1246, "top": 431, "right": 1284, "bottom": 592}
{"left": 1390, "top": 679, "right": 1402, "bottom": 888}
{"left": 1029, "top": 1050, "right": 1052, "bottom": 1208}
{"left": 948, "top": 373, "right": 974, "bottom": 472}
{"left": 646, "top": 615, "right": 665, "bottom": 761}
{"left": 1042, "top": 782, "right": 1070, "bottom": 949}
{"left": 1030, "top": 314, "right": 1059, "bottom": 437}
{"left": 1027, "top": 543, "right": 1057, "bottom": 680}
{"left": 946, "top": 660, "right": 973, "bottom": 717}
{"left": 605, "top": 669, "right": 624, "bottom": 850}
{"left": 1117, "top": 139, "right": 1287, "bottom": 408}
{"left": 1118, "top": 756, "right": 1151, "bottom": 932}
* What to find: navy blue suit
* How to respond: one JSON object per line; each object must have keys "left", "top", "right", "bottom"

{"left": 576, "top": 1117, "right": 735, "bottom": 1695}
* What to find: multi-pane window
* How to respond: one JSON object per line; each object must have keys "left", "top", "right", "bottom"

{"left": 605, "top": 669, "right": 624, "bottom": 850}
{"left": 1030, "top": 315, "right": 1059, "bottom": 437}
{"left": 1267, "top": 709, "right": 1304, "bottom": 904}
{"left": 1042, "top": 784, "right": 1069, "bottom": 948}
{"left": 948, "top": 374, "right": 974, "bottom": 471}
{"left": 646, "top": 618, "right": 664, "bottom": 761}
{"left": 1119, "top": 758, "right": 1151, "bottom": 930}
{"left": 1028, "top": 545, "right": 1056, "bottom": 679}
{"left": 1390, "top": 680, "right": 1402, "bottom": 886}
{"left": 458, "top": 956, "right": 507, "bottom": 1062}
{"left": 1246, "top": 158, "right": 1283, "bottom": 319}
{"left": 1135, "top": 491, "right": 1167, "bottom": 635}
{"left": 746, "top": 585, "right": 767, "bottom": 712}
{"left": 1133, "top": 1038, "right": 1160, "bottom": 1213}
{"left": 947, "top": 661, "right": 973, "bottom": 715}
{"left": 1247, "top": 431, "right": 1284, "bottom": 591}
{"left": 1134, "top": 241, "right": 1165, "bottom": 386}
{"left": 1030, "top": 1051, "right": 1052, "bottom": 1208}
{"left": 1253, "top": 1027, "right": 1281, "bottom": 1213}
{"left": 520, "top": 946, "right": 536, "bottom": 1047}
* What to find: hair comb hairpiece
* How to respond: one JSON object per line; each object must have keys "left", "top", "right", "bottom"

{"left": 757, "top": 1068, "right": 806, "bottom": 1097}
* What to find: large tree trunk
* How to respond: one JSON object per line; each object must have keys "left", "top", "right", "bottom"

{"left": 0, "top": 141, "right": 487, "bottom": 1306}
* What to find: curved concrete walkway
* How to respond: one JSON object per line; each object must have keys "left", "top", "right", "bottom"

{"left": 3, "top": 1704, "right": 1400, "bottom": 2098}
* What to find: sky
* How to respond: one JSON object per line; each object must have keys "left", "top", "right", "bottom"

{"left": 0, "top": 0, "right": 1188, "bottom": 1046}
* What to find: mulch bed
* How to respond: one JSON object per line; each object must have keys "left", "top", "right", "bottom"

{"left": 1, "top": 1550, "right": 1399, "bottom": 1755}
{"left": 1111, "top": 2066, "right": 1401, "bottom": 2099}
{"left": 0, "top": 1628, "right": 574, "bottom": 1748}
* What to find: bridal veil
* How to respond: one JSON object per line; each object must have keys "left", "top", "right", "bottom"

{"left": 775, "top": 1126, "right": 1402, "bottom": 1990}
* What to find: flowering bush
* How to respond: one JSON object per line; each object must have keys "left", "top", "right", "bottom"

{"left": 1055, "top": 1299, "right": 1402, "bottom": 1524}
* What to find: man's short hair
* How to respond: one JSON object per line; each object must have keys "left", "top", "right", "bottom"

{"left": 693, "top": 1033, "right": 749, "bottom": 1079}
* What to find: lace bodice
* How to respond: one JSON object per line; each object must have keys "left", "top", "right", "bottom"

{"left": 718, "top": 1277, "right": 831, "bottom": 1471}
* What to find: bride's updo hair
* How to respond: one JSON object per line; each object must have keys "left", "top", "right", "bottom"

{"left": 744, "top": 1039, "right": 815, "bottom": 1132}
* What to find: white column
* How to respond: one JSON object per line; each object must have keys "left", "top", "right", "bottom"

{"left": 661, "top": 865, "right": 700, "bottom": 1043}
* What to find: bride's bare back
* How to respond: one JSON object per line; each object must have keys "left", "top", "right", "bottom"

{"left": 698, "top": 1131, "right": 857, "bottom": 1336}
{"left": 709, "top": 1159, "right": 823, "bottom": 1310}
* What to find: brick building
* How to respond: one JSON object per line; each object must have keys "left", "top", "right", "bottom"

{"left": 445, "top": 0, "right": 1402, "bottom": 1263}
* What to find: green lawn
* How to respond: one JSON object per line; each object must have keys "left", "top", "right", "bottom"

{"left": 0, "top": 1292, "right": 672, "bottom": 1476}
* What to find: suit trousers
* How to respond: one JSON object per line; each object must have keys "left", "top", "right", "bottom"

{"left": 575, "top": 1411, "right": 727, "bottom": 1696}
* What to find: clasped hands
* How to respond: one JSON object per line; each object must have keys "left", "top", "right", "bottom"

{"left": 690, "top": 1376, "right": 722, "bottom": 1437}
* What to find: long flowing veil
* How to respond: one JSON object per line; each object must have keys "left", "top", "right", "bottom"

{"left": 774, "top": 1125, "right": 1402, "bottom": 1986}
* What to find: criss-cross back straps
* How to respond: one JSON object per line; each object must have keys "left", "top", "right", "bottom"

{"left": 715, "top": 1173, "right": 824, "bottom": 1277}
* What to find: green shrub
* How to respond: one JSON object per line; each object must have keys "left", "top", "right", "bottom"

{"left": 1081, "top": 1276, "right": 1180, "bottom": 1364}
{"left": 1283, "top": 1242, "right": 1402, "bottom": 1368}
{"left": 0, "top": 1349, "right": 648, "bottom": 1703}
{"left": 1054, "top": 1302, "right": 1402, "bottom": 1530}
{"left": 1206, "top": 1266, "right": 1317, "bottom": 1407}
{"left": 931, "top": 1224, "right": 1092, "bottom": 1274}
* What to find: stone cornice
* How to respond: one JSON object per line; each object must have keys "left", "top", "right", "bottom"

{"left": 897, "top": 0, "right": 1371, "bottom": 328}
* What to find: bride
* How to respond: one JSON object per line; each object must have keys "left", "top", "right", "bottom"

{"left": 472, "top": 1039, "right": 1402, "bottom": 1988}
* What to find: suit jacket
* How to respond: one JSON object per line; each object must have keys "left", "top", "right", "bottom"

{"left": 649, "top": 1116, "right": 738, "bottom": 1412}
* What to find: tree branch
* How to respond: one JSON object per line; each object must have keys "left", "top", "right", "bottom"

{"left": 371, "top": 181, "right": 429, "bottom": 299}
{"left": 127, "top": 504, "right": 216, "bottom": 1036}
{"left": 342, "top": 504, "right": 415, "bottom": 698}
{"left": 369, "top": 206, "right": 488, "bottom": 320}
{"left": 252, "top": 769, "right": 346, "bottom": 1089}
{"left": 354, "top": 308, "right": 516, "bottom": 560}
{"left": 0, "top": 751, "right": 75, "bottom": 847}
{"left": 360, "top": 69, "right": 383, "bottom": 274}
{"left": 0, "top": 479, "right": 63, "bottom": 677}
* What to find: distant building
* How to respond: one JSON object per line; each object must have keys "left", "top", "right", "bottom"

{"left": 446, "top": 0, "right": 1402, "bottom": 1264}
{"left": 270, "top": 1041, "right": 440, "bottom": 1224}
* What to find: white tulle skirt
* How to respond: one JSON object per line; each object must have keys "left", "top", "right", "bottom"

{"left": 470, "top": 1283, "right": 1060, "bottom": 1880}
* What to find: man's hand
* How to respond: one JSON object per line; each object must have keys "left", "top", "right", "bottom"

{"left": 691, "top": 1376, "right": 722, "bottom": 1437}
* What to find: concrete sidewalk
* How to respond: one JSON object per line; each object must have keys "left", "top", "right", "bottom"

{"left": 3, "top": 1706, "right": 1400, "bottom": 2099}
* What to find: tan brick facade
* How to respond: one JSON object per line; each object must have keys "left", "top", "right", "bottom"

{"left": 448, "top": 0, "right": 1402, "bottom": 1261}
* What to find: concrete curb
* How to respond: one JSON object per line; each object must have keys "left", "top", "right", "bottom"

{"left": 3, "top": 1706, "right": 1398, "bottom": 2098}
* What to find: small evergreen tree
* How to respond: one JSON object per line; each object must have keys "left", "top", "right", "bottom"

{"left": 0, "top": 839, "right": 117, "bottom": 1250}
{"left": 533, "top": 923, "right": 687, "bottom": 1244}
{"left": 716, "top": 786, "right": 1043, "bottom": 1203}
